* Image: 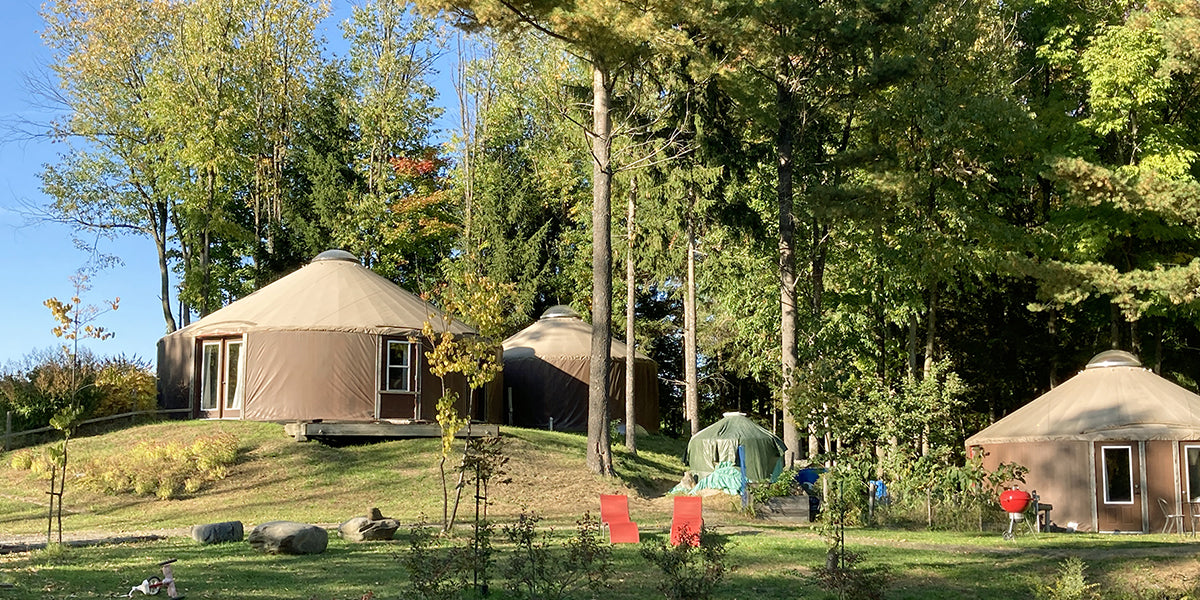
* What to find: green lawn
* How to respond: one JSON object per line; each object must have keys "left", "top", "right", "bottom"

{"left": 2, "top": 527, "right": 1200, "bottom": 599}
{"left": 3, "top": 422, "right": 1200, "bottom": 599}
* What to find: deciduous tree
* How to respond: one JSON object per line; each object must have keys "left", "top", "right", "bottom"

{"left": 415, "top": 0, "right": 692, "bottom": 475}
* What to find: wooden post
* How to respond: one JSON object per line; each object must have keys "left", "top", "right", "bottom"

{"left": 3, "top": 410, "right": 10, "bottom": 451}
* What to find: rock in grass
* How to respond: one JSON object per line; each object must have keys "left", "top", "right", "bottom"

{"left": 247, "top": 521, "right": 328, "bottom": 555}
{"left": 337, "top": 515, "right": 399, "bottom": 542}
{"left": 191, "top": 520, "right": 244, "bottom": 544}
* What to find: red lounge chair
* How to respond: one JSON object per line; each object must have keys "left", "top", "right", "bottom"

{"left": 670, "top": 495, "right": 703, "bottom": 546}
{"left": 599, "top": 494, "right": 640, "bottom": 543}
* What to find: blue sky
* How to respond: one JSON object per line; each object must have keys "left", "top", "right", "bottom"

{"left": 0, "top": 0, "right": 458, "bottom": 367}
{"left": 0, "top": 0, "right": 155, "bottom": 367}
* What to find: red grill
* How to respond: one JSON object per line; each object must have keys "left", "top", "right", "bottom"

{"left": 1000, "top": 489, "right": 1031, "bottom": 514}
{"left": 1000, "top": 488, "right": 1032, "bottom": 540}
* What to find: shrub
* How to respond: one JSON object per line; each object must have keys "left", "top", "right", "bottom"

{"left": 0, "top": 348, "right": 102, "bottom": 431}
{"left": 402, "top": 521, "right": 466, "bottom": 600}
{"left": 503, "top": 510, "right": 611, "bottom": 600}
{"left": 91, "top": 356, "right": 156, "bottom": 417}
{"left": 0, "top": 350, "right": 155, "bottom": 436}
{"left": 184, "top": 477, "right": 204, "bottom": 494}
{"left": 191, "top": 432, "right": 238, "bottom": 478}
{"left": 870, "top": 446, "right": 1027, "bottom": 531}
{"left": 639, "top": 526, "right": 730, "bottom": 600}
{"left": 74, "top": 432, "right": 239, "bottom": 499}
{"left": 751, "top": 465, "right": 804, "bottom": 505}
{"left": 811, "top": 548, "right": 889, "bottom": 600}
{"left": 1035, "top": 557, "right": 1098, "bottom": 600}
{"left": 9, "top": 449, "right": 34, "bottom": 470}
{"left": 25, "top": 449, "right": 56, "bottom": 479}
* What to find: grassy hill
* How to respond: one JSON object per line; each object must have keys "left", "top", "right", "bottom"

{"left": 7, "top": 422, "right": 1200, "bottom": 600}
{"left": 0, "top": 420, "right": 716, "bottom": 536}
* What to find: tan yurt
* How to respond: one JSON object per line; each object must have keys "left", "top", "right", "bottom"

{"left": 967, "top": 350, "right": 1200, "bottom": 533}
{"left": 157, "top": 250, "right": 500, "bottom": 424}
{"left": 501, "top": 305, "right": 659, "bottom": 432}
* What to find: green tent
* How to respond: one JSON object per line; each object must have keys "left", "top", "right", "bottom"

{"left": 686, "top": 412, "right": 786, "bottom": 482}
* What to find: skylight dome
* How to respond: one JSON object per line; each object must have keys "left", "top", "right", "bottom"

{"left": 1085, "top": 350, "right": 1142, "bottom": 369}
{"left": 312, "top": 249, "right": 359, "bottom": 263}
{"left": 541, "top": 305, "right": 582, "bottom": 320}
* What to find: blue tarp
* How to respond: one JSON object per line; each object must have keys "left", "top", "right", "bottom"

{"left": 671, "top": 462, "right": 745, "bottom": 495}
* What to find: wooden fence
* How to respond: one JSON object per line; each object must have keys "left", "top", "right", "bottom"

{"left": 2, "top": 408, "right": 191, "bottom": 452}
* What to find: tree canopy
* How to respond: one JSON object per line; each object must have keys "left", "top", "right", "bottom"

{"left": 33, "top": 0, "right": 1200, "bottom": 480}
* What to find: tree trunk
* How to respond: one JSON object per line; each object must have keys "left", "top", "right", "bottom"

{"left": 46, "top": 462, "right": 57, "bottom": 545}
{"left": 921, "top": 286, "right": 938, "bottom": 456}
{"left": 685, "top": 200, "right": 700, "bottom": 436}
{"left": 1154, "top": 326, "right": 1163, "bottom": 373}
{"left": 776, "top": 76, "right": 801, "bottom": 466}
{"left": 152, "top": 199, "right": 178, "bottom": 333}
{"left": 1110, "top": 302, "right": 1121, "bottom": 349}
{"left": 200, "top": 166, "right": 215, "bottom": 316}
{"left": 586, "top": 60, "right": 615, "bottom": 477}
{"left": 625, "top": 176, "right": 638, "bottom": 455}
{"left": 1130, "top": 318, "right": 1140, "bottom": 357}
{"left": 173, "top": 204, "right": 193, "bottom": 327}
{"left": 875, "top": 220, "right": 886, "bottom": 385}
{"left": 455, "top": 36, "right": 477, "bottom": 253}
{"left": 922, "top": 285, "right": 938, "bottom": 379}
{"left": 808, "top": 219, "right": 828, "bottom": 318}
{"left": 1048, "top": 308, "right": 1059, "bottom": 387}
{"left": 907, "top": 315, "right": 919, "bottom": 380}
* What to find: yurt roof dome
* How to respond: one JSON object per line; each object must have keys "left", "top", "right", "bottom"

{"left": 312, "top": 249, "right": 359, "bottom": 263}
{"left": 1086, "top": 349, "right": 1142, "bottom": 369}
{"left": 165, "top": 250, "right": 474, "bottom": 338}
{"left": 502, "top": 307, "right": 653, "bottom": 362}
{"left": 967, "top": 351, "right": 1200, "bottom": 444}
{"left": 541, "top": 305, "right": 581, "bottom": 319}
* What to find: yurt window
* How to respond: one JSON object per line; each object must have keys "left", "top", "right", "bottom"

{"left": 1186, "top": 445, "right": 1200, "bottom": 502}
{"left": 1101, "top": 446, "right": 1134, "bottom": 504}
{"left": 384, "top": 340, "right": 416, "bottom": 392}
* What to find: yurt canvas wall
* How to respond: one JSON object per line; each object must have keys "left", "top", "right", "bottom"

{"left": 502, "top": 306, "right": 660, "bottom": 432}
{"left": 156, "top": 250, "right": 500, "bottom": 424}
{"left": 967, "top": 350, "right": 1200, "bottom": 533}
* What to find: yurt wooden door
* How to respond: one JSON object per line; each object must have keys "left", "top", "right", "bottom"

{"left": 378, "top": 338, "right": 419, "bottom": 420}
{"left": 1095, "top": 443, "right": 1145, "bottom": 533}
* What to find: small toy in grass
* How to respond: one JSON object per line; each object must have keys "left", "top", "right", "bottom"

{"left": 126, "top": 558, "right": 183, "bottom": 599}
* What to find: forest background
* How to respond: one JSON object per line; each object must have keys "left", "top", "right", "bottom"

{"left": 4, "top": 0, "right": 1200, "bottom": 478}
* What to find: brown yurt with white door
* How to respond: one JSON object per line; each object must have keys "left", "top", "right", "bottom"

{"left": 501, "top": 305, "right": 659, "bottom": 432}
{"left": 156, "top": 250, "right": 500, "bottom": 424}
{"left": 967, "top": 350, "right": 1200, "bottom": 533}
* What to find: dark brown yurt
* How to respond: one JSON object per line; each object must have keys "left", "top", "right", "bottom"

{"left": 501, "top": 306, "right": 659, "bottom": 432}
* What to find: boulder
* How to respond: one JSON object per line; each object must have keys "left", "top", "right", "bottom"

{"left": 247, "top": 521, "right": 328, "bottom": 555}
{"left": 191, "top": 520, "right": 244, "bottom": 545}
{"left": 338, "top": 508, "right": 400, "bottom": 542}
